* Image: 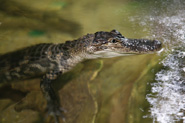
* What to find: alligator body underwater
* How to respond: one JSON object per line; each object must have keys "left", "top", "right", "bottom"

{"left": 0, "top": 30, "right": 162, "bottom": 122}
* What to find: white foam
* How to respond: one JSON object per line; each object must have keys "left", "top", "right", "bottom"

{"left": 183, "top": 67, "right": 185, "bottom": 72}
{"left": 142, "top": 2, "right": 185, "bottom": 123}
{"left": 157, "top": 48, "right": 164, "bottom": 54}
{"left": 148, "top": 45, "right": 185, "bottom": 122}
{"left": 128, "top": 1, "right": 185, "bottom": 122}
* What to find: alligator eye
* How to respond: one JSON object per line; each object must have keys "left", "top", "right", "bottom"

{"left": 111, "top": 39, "right": 117, "bottom": 43}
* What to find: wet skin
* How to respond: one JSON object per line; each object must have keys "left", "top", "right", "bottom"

{"left": 0, "top": 30, "right": 162, "bottom": 123}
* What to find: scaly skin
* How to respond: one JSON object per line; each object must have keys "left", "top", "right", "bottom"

{"left": 0, "top": 30, "right": 162, "bottom": 123}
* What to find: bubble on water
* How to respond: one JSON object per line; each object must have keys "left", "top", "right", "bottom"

{"left": 178, "top": 52, "right": 185, "bottom": 58}
{"left": 183, "top": 67, "right": 185, "bottom": 72}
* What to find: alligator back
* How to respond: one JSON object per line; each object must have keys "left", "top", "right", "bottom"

{"left": 0, "top": 43, "right": 63, "bottom": 83}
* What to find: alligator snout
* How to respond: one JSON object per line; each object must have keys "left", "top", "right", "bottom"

{"left": 153, "top": 40, "right": 162, "bottom": 50}
{"left": 122, "top": 38, "right": 162, "bottom": 52}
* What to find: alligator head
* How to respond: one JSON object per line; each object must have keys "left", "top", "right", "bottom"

{"left": 86, "top": 30, "right": 162, "bottom": 58}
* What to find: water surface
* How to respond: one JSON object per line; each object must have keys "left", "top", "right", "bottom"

{"left": 0, "top": 0, "right": 184, "bottom": 123}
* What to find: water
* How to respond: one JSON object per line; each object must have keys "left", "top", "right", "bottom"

{"left": 135, "top": 0, "right": 185, "bottom": 122}
{"left": 0, "top": 0, "right": 184, "bottom": 123}
{"left": 127, "top": 0, "right": 185, "bottom": 122}
{"left": 147, "top": 50, "right": 185, "bottom": 123}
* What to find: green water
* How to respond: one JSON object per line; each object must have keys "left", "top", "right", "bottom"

{"left": 0, "top": 0, "right": 163, "bottom": 123}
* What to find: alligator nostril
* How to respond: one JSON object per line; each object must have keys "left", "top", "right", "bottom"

{"left": 154, "top": 40, "right": 161, "bottom": 45}
{"left": 154, "top": 40, "right": 162, "bottom": 49}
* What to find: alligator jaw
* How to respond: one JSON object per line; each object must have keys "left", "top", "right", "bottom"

{"left": 86, "top": 30, "right": 162, "bottom": 58}
{"left": 93, "top": 49, "right": 135, "bottom": 58}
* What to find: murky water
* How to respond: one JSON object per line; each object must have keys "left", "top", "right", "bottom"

{"left": 0, "top": 0, "right": 184, "bottom": 123}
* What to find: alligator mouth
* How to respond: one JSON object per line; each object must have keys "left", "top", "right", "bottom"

{"left": 93, "top": 49, "right": 136, "bottom": 58}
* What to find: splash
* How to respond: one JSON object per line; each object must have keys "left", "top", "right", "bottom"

{"left": 147, "top": 49, "right": 185, "bottom": 123}
{"left": 128, "top": 0, "right": 185, "bottom": 122}
{"left": 144, "top": 1, "right": 185, "bottom": 123}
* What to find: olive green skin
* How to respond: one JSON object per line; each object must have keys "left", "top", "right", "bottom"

{"left": 0, "top": 30, "right": 162, "bottom": 123}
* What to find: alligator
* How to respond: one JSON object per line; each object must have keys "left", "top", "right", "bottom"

{"left": 0, "top": 30, "right": 162, "bottom": 123}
